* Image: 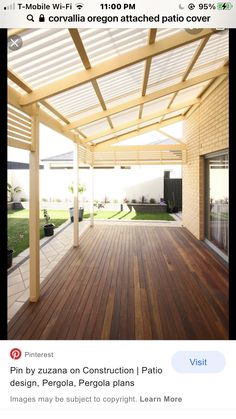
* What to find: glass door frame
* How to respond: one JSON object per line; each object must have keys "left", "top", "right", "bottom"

{"left": 204, "top": 149, "right": 229, "bottom": 263}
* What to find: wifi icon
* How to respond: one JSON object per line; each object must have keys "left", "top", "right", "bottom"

{"left": 76, "top": 3, "right": 84, "bottom": 9}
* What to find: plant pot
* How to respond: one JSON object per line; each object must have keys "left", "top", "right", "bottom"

{"left": 69, "top": 207, "right": 84, "bottom": 222}
{"left": 44, "top": 223, "right": 55, "bottom": 237}
{"left": 7, "top": 249, "right": 13, "bottom": 269}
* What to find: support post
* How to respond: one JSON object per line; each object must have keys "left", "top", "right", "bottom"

{"left": 29, "top": 104, "right": 40, "bottom": 302}
{"left": 73, "top": 141, "right": 79, "bottom": 247}
{"left": 90, "top": 154, "right": 94, "bottom": 227}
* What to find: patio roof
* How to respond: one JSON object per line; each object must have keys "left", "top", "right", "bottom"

{"left": 8, "top": 28, "right": 228, "bottom": 165}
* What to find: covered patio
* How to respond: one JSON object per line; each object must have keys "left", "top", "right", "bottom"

{"left": 7, "top": 28, "right": 229, "bottom": 339}
{"left": 8, "top": 224, "right": 228, "bottom": 340}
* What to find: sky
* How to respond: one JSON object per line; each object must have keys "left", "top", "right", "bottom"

{"left": 7, "top": 121, "right": 183, "bottom": 163}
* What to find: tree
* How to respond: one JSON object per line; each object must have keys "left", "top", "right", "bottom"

{"left": 7, "top": 183, "right": 22, "bottom": 202}
{"left": 68, "top": 183, "right": 86, "bottom": 195}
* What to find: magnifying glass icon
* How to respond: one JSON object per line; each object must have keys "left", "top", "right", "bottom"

{"left": 27, "top": 14, "right": 35, "bottom": 22}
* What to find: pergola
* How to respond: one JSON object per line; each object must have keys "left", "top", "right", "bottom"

{"left": 7, "top": 28, "right": 228, "bottom": 303}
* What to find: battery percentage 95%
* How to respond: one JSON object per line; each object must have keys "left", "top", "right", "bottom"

{"left": 199, "top": 3, "right": 216, "bottom": 9}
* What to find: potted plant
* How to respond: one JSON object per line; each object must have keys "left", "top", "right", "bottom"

{"left": 68, "top": 183, "right": 86, "bottom": 222}
{"left": 43, "top": 209, "right": 55, "bottom": 236}
{"left": 7, "top": 248, "right": 13, "bottom": 269}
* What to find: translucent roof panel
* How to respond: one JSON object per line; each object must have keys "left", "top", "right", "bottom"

{"left": 190, "top": 30, "right": 228, "bottom": 79}
{"left": 80, "top": 29, "right": 148, "bottom": 66}
{"left": 113, "top": 131, "right": 172, "bottom": 146}
{"left": 92, "top": 134, "right": 115, "bottom": 145}
{"left": 111, "top": 107, "right": 140, "bottom": 127}
{"left": 68, "top": 105, "right": 102, "bottom": 122}
{"left": 139, "top": 117, "right": 162, "bottom": 128}
{"left": 80, "top": 119, "right": 111, "bottom": 137}
{"left": 8, "top": 29, "right": 85, "bottom": 89}
{"left": 47, "top": 83, "right": 102, "bottom": 118}
{"left": 8, "top": 79, "right": 27, "bottom": 95}
{"left": 146, "top": 76, "right": 182, "bottom": 95}
{"left": 105, "top": 93, "right": 141, "bottom": 109}
{"left": 98, "top": 62, "right": 145, "bottom": 104}
{"left": 163, "top": 109, "right": 188, "bottom": 120}
{"left": 147, "top": 40, "right": 201, "bottom": 94}
{"left": 142, "top": 95, "right": 173, "bottom": 117}
{"left": 155, "top": 29, "right": 185, "bottom": 40}
{"left": 118, "top": 131, "right": 170, "bottom": 146}
{"left": 172, "top": 82, "right": 209, "bottom": 106}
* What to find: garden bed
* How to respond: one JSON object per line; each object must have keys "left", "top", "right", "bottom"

{"left": 128, "top": 203, "right": 167, "bottom": 213}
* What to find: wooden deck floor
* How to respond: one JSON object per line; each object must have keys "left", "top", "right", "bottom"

{"left": 8, "top": 225, "right": 228, "bottom": 340}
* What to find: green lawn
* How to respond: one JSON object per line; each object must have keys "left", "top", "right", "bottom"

{"left": 8, "top": 209, "right": 69, "bottom": 257}
{"left": 8, "top": 209, "right": 174, "bottom": 258}
{"left": 83, "top": 210, "right": 174, "bottom": 221}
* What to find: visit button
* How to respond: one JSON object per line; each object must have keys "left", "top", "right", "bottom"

{"left": 172, "top": 351, "right": 225, "bottom": 373}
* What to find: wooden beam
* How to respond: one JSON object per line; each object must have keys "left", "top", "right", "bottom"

{"left": 29, "top": 104, "right": 40, "bottom": 302}
{"left": 139, "top": 29, "right": 157, "bottom": 119}
{"left": 8, "top": 130, "right": 31, "bottom": 142}
{"left": 157, "top": 129, "right": 184, "bottom": 144}
{"left": 8, "top": 69, "right": 74, "bottom": 126}
{"left": 8, "top": 120, "right": 31, "bottom": 134}
{"left": 8, "top": 69, "right": 32, "bottom": 93}
{"left": 92, "top": 160, "right": 183, "bottom": 166}
{"left": 95, "top": 116, "right": 183, "bottom": 149}
{"left": 69, "top": 29, "right": 113, "bottom": 130}
{"left": 8, "top": 138, "right": 31, "bottom": 150}
{"left": 185, "top": 74, "right": 228, "bottom": 118}
{"left": 19, "top": 29, "right": 215, "bottom": 106}
{"left": 8, "top": 29, "right": 26, "bottom": 37}
{"left": 73, "top": 142, "right": 79, "bottom": 247}
{"left": 82, "top": 99, "right": 198, "bottom": 143}
{"left": 90, "top": 154, "right": 94, "bottom": 227}
{"left": 8, "top": 86, "right": 91, "bottom": 150}
{"left": 96, "top": 144, "right": 186, "bottom": 152}
{"left": 64, "top": 66, "right": 228, "bottom": 131}
{"left": 69, "top": 29, "right": 91, "bottom": 69}
{"left": 160, "top": 35, "right": 211, "bottom": 120}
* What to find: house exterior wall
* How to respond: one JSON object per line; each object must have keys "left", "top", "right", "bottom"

{"left": 182, "top": 78, "right": 229, "bottom": 239}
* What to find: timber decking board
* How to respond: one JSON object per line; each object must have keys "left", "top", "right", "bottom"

{"left": 8, "top": 225, "right": 228, "bottom": 340}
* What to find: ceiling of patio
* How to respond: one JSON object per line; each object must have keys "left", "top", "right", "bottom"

{"left": 8, "top": 28, "right": 229, "bottom": 165}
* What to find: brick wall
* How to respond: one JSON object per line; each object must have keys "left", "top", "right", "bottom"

{"left": 182, "top": 78, "right": 228, "bottom": 239}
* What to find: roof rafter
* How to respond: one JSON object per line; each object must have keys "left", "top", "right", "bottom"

{"left": 156, "top": 129, "right": 183, "bottom": 145}
{"left": 95, "top": 144, "right": 186, "bottom": 152}
{"left": 8, "top": 85, "right": 90, "bottom": 150}
{"left": 68, "top": 29, "right": 113, "bottom": 130}
{"left": 184, "top": 57, "right": 229, "bottom": 118}
{"left": 8, "top": 68, "right": 87, "bottom": 139}
{"left": 94, "top": 116, "right": 183, "bottom": 149}
{"left": 139, "top": 28, "right": 157, "bottom": 119}
{"left": 159, "top": 35, "right": 211, "bottom": 122}
{"left": 185, "top": 74, "right": 227, "bottom": 118}
{"left": 64, "top": 65, "right": 228, "bottom": 131}
{"left": 19, "top": 29, "right": 216, "bottom": 106}
{"left": 82, "top": 98, "right": 199, "bottom": 144}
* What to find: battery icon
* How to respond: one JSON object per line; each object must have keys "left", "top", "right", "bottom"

{"left": 217, "top": 2, "right": 233, "bottom": 9}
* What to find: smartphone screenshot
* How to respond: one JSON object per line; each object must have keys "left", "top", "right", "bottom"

{"left": 1, "top": 1, "right": 235, "bottom": 418}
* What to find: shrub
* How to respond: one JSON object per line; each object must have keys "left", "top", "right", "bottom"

{"left": 131, "top": 199, "right": 137, "bottom": 203}
{"left": 150, "top": 198, "right": 156, "bottom": 204}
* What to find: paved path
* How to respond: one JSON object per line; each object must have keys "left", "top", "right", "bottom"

{"left": 7, "top": 220, "right": 90, "bottom": 322}
{"left": 7, "top": 214, "right": 182, "bottom": 322}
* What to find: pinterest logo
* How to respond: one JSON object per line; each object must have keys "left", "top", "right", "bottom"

{"left": 10, "top": 348, "right": 22, "bottom": 360}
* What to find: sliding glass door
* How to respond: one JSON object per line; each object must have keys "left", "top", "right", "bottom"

{"left": 205, "top": 151, "right": 229, "bottom": 260}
